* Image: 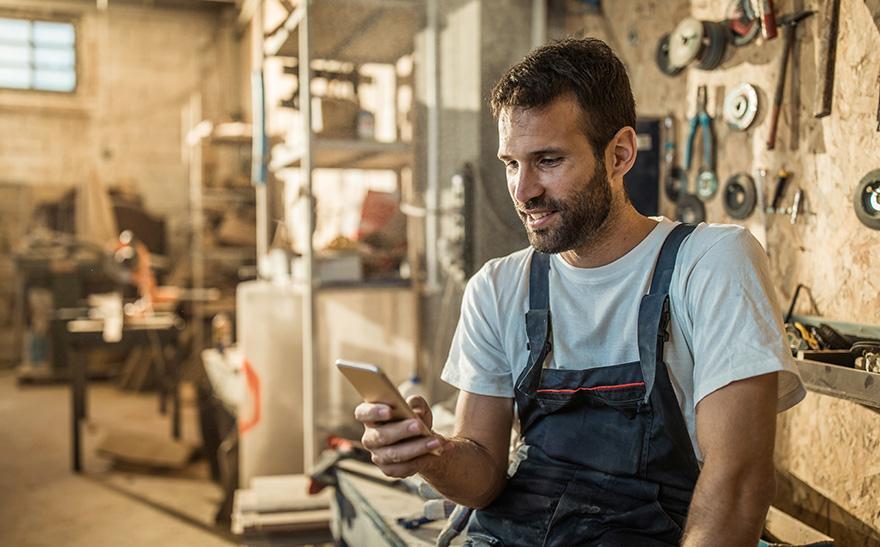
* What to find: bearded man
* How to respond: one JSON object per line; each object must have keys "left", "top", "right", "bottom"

{"left": 355, "top": 38, "right": 804, "bottom": 546}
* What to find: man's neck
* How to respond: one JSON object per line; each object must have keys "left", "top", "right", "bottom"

{"left": 559, "top": 205, "right": 657, "bottom": 269}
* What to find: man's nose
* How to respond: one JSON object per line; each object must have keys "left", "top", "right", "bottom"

{"left": 511, "top": 166, "right": 542, "bottom": 206}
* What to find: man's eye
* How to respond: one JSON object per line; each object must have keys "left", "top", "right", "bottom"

{"left": 540, "top": 157, "right": 561, "bottom": 166}
{"left": 505, "top": 161, "right": 518, "bottom": 170}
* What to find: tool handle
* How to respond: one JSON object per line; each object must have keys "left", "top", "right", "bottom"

{"left": 814, "top": 0, "right": 841, "bottom": 118}
{"left": 684, "top": 116, "right": 698, "bottom": 170}
{"left": 767, "top": 27, "right": 794, "bottom": 150}
{"left": 701, "top": 115, "right": 714, "bottom": 170}
{"left": 770, "top": 172, "right": 790, "bottom": 210}
{"left": 760, "top": 0, "right": 778, "bottom": 40}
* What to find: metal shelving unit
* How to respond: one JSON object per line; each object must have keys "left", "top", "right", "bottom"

{"left": 262, "top": 0, "right": 425, "bottom": 470}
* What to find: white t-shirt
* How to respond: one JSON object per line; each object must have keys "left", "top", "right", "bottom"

{"left": 441, "top": 217, "right": 805, "bottom": 460}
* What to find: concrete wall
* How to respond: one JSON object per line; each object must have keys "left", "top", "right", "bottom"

{"left": 0, "top": 0, "right": 240, "bottom": 257}
{"left": 568, "top": 0, "right": 880, "bottom": 543}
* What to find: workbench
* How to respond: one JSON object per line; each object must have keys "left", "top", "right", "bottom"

{"left": 330, "top": 460, "right": 459, "bottom": 546}
{"left": 66, "top": 314, "right": 183, "bottom": 472}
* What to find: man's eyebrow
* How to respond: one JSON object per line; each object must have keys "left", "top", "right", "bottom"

{"left": 498, "top": 147, "right": 566, "bottom": 161}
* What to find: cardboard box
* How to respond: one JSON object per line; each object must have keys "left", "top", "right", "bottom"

{"left": 313, "top": 97, "right": 358, "bottom": 139}
{"left": 760, "top": 506, "right": 834, "bottom": 546}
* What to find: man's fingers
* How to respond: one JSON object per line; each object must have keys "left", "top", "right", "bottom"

{"left": 370, "top": 436, "right": 443, "bottom": 468}
{"left": 354, "top": 402, "right": 392, "bottom": 425}
{"left": 406, "top": 395, "right": 433, "bottom": 429}
{"left": 361, "top": 418, "right": 429, "bottom": 450}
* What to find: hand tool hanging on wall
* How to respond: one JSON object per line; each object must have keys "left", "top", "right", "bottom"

{"left": 722, "top": 173, "right": 757, "bottom": 219}
{"left": 755, "top": 0, "right": 778, "bottom": 40}
{"left": 662, "top": 115, "right": 687, "bottom": 201}
{"left": 876, "top": 72, "right": 880, "bottom": 132}
{"left": 853, "top": 168, "right": 880, "bottom": 230}
{"left": 723, "top": 83, "right": 759, "bottom": 130}
{"left": 813, "top": 0, "right": 841, "bottom": 118}
{"left": 767, "top": 10, "right": 814, "bottom": 150}
{"left": 684, "top": 86, "right": 718, "bottom": 201}
{"left": 769, "top": 168, "right": 792, "bottom": 212}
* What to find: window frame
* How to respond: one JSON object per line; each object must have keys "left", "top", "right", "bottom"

{"left": 0, "top": 13, "right": 79, "bottom": 94}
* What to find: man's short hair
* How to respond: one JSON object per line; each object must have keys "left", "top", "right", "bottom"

{"left": 490, "top": 38, "right": 636, "bottom": 157}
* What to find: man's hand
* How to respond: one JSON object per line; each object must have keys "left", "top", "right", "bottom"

{"left": 355, "top": 395, "right": 447, "bottom": 478}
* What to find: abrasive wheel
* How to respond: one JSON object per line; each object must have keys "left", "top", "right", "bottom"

{"left": 676, "top": 193, "right": 706, "bottom": 223}
{"left": 853, "top": 169, "right": 880, "bottom": 230}
{"left": 697, "top": 21, "right": 728, "bottom": 70}
{"left": 656, "top": 33, "right": 685, "bottom": 76}
{"left": 722, "top": 172, "right": 757, "bottom": 219}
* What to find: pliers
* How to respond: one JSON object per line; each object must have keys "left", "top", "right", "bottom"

{"left": 684, "top": 85, "right": 715, "bottom": 172}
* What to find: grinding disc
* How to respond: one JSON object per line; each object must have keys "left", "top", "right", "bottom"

{"left": 853, "top": 168, "right": 880, "bottom": 230}
{"left": 697, "top": 21, "right": 727, "bottom": 71}
{"left": 676, "top": 193, "right": 706, "bottom": 223}
{"left": 726, "top": 0, "right": 760, "bottom": 47}
{"left": 669, "top": 17, "right": 704, "bottom": 68}
{"left": 722, "top": 172, "right": 757, "bottom": 219}
{"left": 723, "top": 83, "right": 759, "bottom": 130}
{"left": 655, "top": 33, "right": 684, "bottom": 76}
{"left": 697, "top": 169, "right": 720, "bottom": 200}
{"left": 664, "top": 165, "right": 687, "bottom": 202}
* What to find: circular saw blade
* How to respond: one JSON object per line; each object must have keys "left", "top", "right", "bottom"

{"left": 723, "top": 83, "right": 759, "bottom": 130}
{"left": 669, "top": 17, "right": 704, "bottom": 68}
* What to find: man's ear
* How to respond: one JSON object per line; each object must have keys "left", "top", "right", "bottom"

{"left": 606, "top": 126, "right": 638, "bottom": 183}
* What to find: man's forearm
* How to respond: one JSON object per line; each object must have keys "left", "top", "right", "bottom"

{"left": 682, "top": 467, "right": 773, "bottom": 546}
{"left": 418, "top": 436, "right": 507, "bottom": 509}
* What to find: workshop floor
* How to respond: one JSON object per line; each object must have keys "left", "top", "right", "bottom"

{"left": 0, "top": 369, "right": 234, "bottom": 547}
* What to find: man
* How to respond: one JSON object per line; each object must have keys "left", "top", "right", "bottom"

{"left": 355, "top": 38, "right": 804, "bottom": 546}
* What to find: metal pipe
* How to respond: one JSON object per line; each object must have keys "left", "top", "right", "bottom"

{"left": 531, "top": 0, "right": 546, "bottom": 48}
{"left": 425, "top": 0, "right": 440, "bottom": 292}
{"left": 297, "top": 0, "right": 317, "bottom": 472}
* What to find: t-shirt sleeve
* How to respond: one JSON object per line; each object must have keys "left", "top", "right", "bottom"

{"left": 684, "top": 229, "right": 805, "bottom": 412}
{"left": 440, "top": 264, "right": 515, "bottom": 397}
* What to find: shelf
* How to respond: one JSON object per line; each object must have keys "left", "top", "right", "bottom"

{"left": 795, "top": 358, "right": 880, "bottom": 409}
{"left": 270, "top": 139, "right": 411, "bottom": 171}
{"left": 202, "top": 247, "right": 256, "bottom": 263}
{"left": 263, "top": 0, "right": 421, "bottom": 64}
{"left": 202, "top": 188, "right": 256, "bottom": 207}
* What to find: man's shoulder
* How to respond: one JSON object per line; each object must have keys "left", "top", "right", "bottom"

{"left": 680, "top": 221, "right": 761, "bottom": 266}
{"left": 473, "top": 246, "right": 533, "bottom": 286}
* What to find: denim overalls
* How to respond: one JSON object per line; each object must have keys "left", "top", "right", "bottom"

{"left": 465, "top": 223, "right": 700, "bottom": 546}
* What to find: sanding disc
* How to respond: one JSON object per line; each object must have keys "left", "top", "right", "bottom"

{"left": 655, "top": 33, "right": 684, "bottom": 76}
{"left": 669, "top": 17, "right": 705, "bottom": 68}
{"left": 697, "top": 169, "right": 720, "bottom": 200}
{"left": 723, "top": 83, "right": 759, "bottom": 130}
{"left": 722, "top": 172, "right": 757, "bottom": 219}
{"left": 853, "top": 169, "right": 880, "bottom": 230}
{"left": 676, "top": 193, "right": 706, "bottom": 223}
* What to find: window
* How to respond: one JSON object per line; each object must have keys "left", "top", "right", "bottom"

{"left": 0, "top": 17, "right": 76, "bottom": 92}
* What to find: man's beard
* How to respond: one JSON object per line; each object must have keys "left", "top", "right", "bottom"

{"left": 517, "top": 160, "right": 612, "bottom": 254}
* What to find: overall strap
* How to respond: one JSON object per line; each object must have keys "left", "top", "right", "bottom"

{"left": 637, "top": 223, "right": 697, "bottom": 400}
{"left": 516, "top": 251, "right": 552, "bottom": 397}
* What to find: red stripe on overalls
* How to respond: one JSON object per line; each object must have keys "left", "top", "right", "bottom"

{"left": 536, "top": 381, "right": 646, "bottom": 394}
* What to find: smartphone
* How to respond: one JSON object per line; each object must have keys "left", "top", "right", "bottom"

{"left": 336, "top": 359, "right": 418, "bottom": 421}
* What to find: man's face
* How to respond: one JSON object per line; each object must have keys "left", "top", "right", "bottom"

{"left": 497, "top": 95, "right": 612, "bottom": 254}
